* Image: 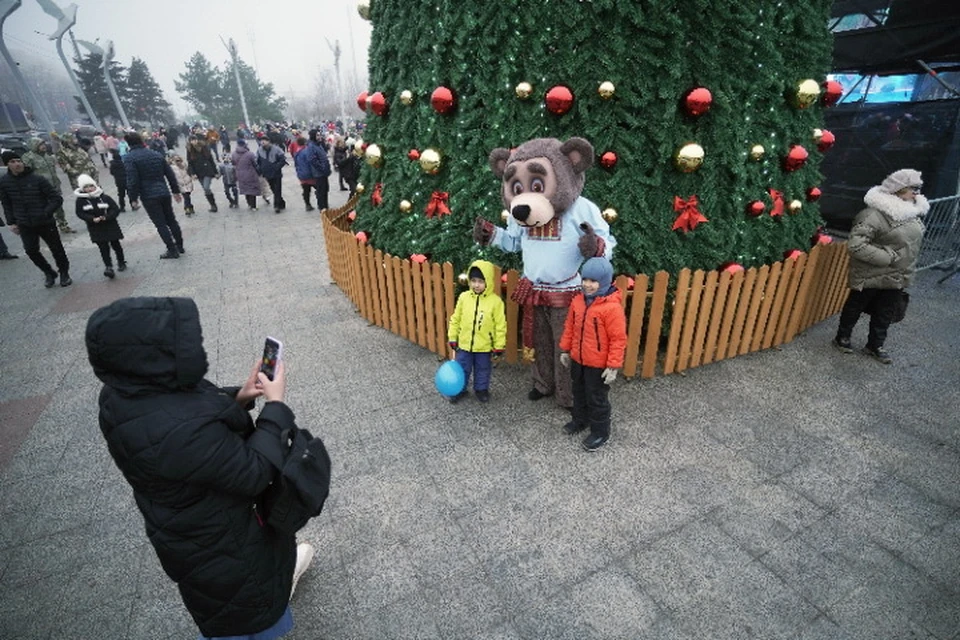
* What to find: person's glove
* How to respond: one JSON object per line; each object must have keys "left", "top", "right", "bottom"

{"left": 601, "top": 367, "right": 618, "bottom": 384}
{"left": 578, "top": 222, "right": 605, "bottom": 258}
{"left": 473, "top": 217, "right": 496, "bottom": 246}
{"left": 449, "top": 341, "right": 458, "bottom": 351}
{"left": 559, "top": 352, "right": 571, "bottom": 368}
{"left": 492, "top": 349, "right": 504, "bottom": 362}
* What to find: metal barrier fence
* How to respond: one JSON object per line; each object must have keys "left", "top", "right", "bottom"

{"left": 917, "top": 195, "right": 960, "bottom": 272}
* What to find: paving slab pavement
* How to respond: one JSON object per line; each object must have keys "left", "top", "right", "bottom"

{"left": 0, "top": 161, "right": 958, "bottom": 639}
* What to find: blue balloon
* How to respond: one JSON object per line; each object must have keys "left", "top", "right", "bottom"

{"left": 435, "top": 360, "right": 466, "bottom": 397}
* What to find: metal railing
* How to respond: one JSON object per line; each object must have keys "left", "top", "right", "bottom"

{"left": 917, "top": 195, "right": 960, "bottom": 272}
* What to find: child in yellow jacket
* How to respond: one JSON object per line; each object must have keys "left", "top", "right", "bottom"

{"left": 447, "top": 260, "right": 507, "bottom": 403}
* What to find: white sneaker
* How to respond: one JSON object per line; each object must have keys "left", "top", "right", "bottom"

{"left": 290, "top": 542, "right": 315, "bottom": 599}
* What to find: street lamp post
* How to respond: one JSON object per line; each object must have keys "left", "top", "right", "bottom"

{"left": 76, "top": 38, "right": 130, "bottom": 129}
{"left": 37, "top": 0, "right": 102, "bottom": 130}
{"left": 221, "top": 37, "right": 250, "bottom": 128}
{"left": 0, "top": 0, "right": 56, "bottom": 133}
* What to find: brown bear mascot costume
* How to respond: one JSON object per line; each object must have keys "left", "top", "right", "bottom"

{"left": 474, "top": 137, "right": 616, "bottom": 409}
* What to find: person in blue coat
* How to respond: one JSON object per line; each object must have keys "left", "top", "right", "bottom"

{"left": 301, "top": 129, "right": 331, "bottom": 210}
{"left": 123, "top": 132, "right": 184, "bottom": 259}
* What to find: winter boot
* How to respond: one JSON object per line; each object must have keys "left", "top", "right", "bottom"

{"left": 103, "top": 266, "right": 115, "bottom": 279}
{"left": 117, "top": 261, "right": 127, "bottom": 272}
{"left": 160, "top": 248, "right": 180, "bottom": 259}
{"left": 44, "top": 270, "right": 57, "bottom": 288}
{"left": 59, "top": 272, "right": 72, "bottom": 287}
{"left": 206, "top": 192, "right": 218, "bottom": 212}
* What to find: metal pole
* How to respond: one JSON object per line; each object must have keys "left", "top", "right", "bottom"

{"left": 0, "top": 0, "right": 56, "bottom": 133}
{"left": 221, "top": 37, "right": 250, "bottom": 127}
{"left": 44, "top": 3, "right": 102, "bottom": 130}
{"left": 326, "top": 38, "right": 346, "bottom": 127}
{"left": 101, "top": 40, "right": 129, "bottom": 129}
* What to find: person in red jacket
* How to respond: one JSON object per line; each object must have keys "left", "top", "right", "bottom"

{"left": 558, "top": 257, "right": 626, "bottom": 451}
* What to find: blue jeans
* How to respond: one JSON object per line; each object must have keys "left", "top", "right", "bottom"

{"left": 454, "top": 350, "right": 492, "bottom": 392}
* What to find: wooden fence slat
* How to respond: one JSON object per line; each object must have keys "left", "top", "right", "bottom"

{"left": 727, "top": 268, "right": 757, "bottom": 359}
{"left": 622, "top": 274, "right": 649, "bottom": 379}
{"left": 688, "top": 270, "right": 716, "bottom": 370}
{"left": 432, "top": 263, "right": 447, "bottom": 357}
{"left": 677, "top": 270, "right": 706, "bottom": 372}
{"left": 411, "top": 262, "right": 427, "bottom": 348}
{"left": 763, "top": 256, "right": 796, "bottom": 349}
{"left": 442, "top": 263, "right": 456, "bottom": 356}
{"left": 422, "top": 262, "right": 437, "bottom": 353}
{"left": 642, "top": 271, "right": 670, "bottom": 379}
{"left": 757, "top": 261, "right": 787, "bottom": 351}
{"left": 394, "top": 257, "right": 408, "bottom": 338}
{"left": 784, "top": 245, "right": 821, "bottom": 341}
{"left": 663, "top": 269, "right": 691, "bottom": 375}
{"left": 702, "top": 270, "right": 732, "bottom": 365}
{"left": 505, "top": 270, "right": 520, "bottom": 364}
{"left": 402, "top": 259, "right": 416, "bottom": 343}
{"left": 773, "top": 253, "right": 808, "bottom": 346}
{"left": 355, "top": 243, "right": 372, "bottom": 322}
{"left": 375, "top": 250, "right": 389, "bottom": 329}
{"left": 369, "top": 247, "right": 384, "bottom": 328}
{"left": 825, "top": 249, "right": 851, "bottom": 319}
{"left": 811, "top": 244, "right": 844, "bottom": 327}
{"left": 741, "top": 265, "right": 770, "bottom": 355}
{"left": 714, "top": 270, "right": 745, "bottom": 364}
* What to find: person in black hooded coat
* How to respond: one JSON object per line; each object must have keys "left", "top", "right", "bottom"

{"left": 85, "top": 296, "right": 311, "bottom": 638}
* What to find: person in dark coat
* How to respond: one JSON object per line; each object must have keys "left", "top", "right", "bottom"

{"left": 232, "top": 139, "right": 262, "bottom": 210}
{"left": 86, "top": 296, "right": 316, "bottom": 639}
{"left": 187, "top": 136, "right": 220, "bottom": 212}
{"left": 108, "top": 149, "right": 128, "bottom": 211}
{"left": 75, "top": 173, "right": 125, "bottom": 278}
{"left": 332, "top": 138, "right": 348, "bottom": 191}
{"left": 257, "top": 138, "right": 288, "bottom": 213}
{"left": 0, "top": 150, "right": 70, "bottom": 287}
{"left": 302, "top": 129, "right": 331, "bottom": 210}
{"left": 337, "top": 147, "right": 362, "bottom": 198}
{"left": 123, "top": 132, "right": 184, "bottom": 259}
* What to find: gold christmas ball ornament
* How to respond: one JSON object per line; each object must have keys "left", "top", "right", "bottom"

{"left": 364, "top": 144, "right": 383, "bottom": 167}
{"left": 399, "top": 199, "right": 412, "bottom": 213}
{"left": 353, "top": 140, "right": 365, "bottom": 155}
{"left": 400, "top": 90, "right": 414, "bottom": 105}
{"left": 501, "top": 209, "right": 510, "bottom": 223}
{"left": 749, "top": 144, "right": 765, "bottom": 161}
{"left": 458, "top": 272, "right": 470, "bottom": 287}
{"left": 602, "top": 208, "right": 618, "bottom": 223}
{"left": 355, "top": 183, "right": 365, "bottom": 194}
{"left": 675, "top": 143, "right": 705, "bottom": 173}
{"left": 357, "top": 1, "right": 371, "bottom": 21}
{"left": 419, "top": 148, "right": 441, "bottom": 174}
{"left": 789, "top": 199, "right": 803, "bottom": 214}
{"left": 598, "top": 81, "right": 616, "bottom": 99}
{"left": 515, "top": 82, "right": 533, "bottom": 99}
{"left": 795, "top": 79, "right": 821, "bottom": 109}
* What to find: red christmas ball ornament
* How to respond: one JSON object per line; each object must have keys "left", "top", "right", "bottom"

{"left": 811, "top": 232, "right": 833, "bottom": 246}
{"left": 410, "top": 253, "right": 428, "bottom": 264}
{"left": 357, "top": 91, "right": 369, "bottom": 111}
{"left": 545, "top": 85, "right": 574, "bottom": 115}
{"left": 684, "top": 87, "right": 713, "bottom": 117}
{"left": 348, "top": 210, "right": 357, "bottom": 221}
{"left": 817, "top": 130, "right": 836, "bottom": 152}
{"left": 355, "top": 231, "right": 368, "bottom": 243}
{"left": 599, "top": 151, "right": 618, "bottom": 169}
{"left": 720, "top": 262, "right": 745, "bottom": 274}
{"left": 747, "top": 200, "right": 766, "bottom": 217}
{"left": 783, "top": 249, "right": 804, "bottom": 261}
{"left": 822, "top": 80, "right": 843, "bottom": 107}
{"left": 784, "top": 145, "right": 809, "bottom": 172}
{"left": 626, "top": 277, "right": 635, "bottom": 291}
{"left": 501, "top": 273, "right": 508, "bottom": 284}
{"left": 431, "top": 86, "right": 455, "bottom": 114}
{"left": 369, "top": 91, "right": 388, "bottom": 117}
{"left": 806, "top": 186, "right": 822, "bottom": 202}
{"left": 407, "top": 149, "right": 421, "bottom": 161}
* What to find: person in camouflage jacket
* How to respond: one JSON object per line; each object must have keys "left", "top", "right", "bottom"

{"left": 22, "top": 137, "right": 74, "bottom": 233}
{"left": 56, "top": 136, "right": 98, "bottom": 191}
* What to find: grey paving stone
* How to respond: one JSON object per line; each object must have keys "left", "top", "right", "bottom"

{"left": 757, "top": 534, "right": 862, "bottom": 610}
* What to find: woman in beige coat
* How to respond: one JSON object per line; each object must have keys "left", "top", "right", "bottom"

{"left": 833, "top": 169, "right": 928, "bottom": 364}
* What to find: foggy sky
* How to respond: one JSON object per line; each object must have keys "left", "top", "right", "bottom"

{"left": 4, "top": 0, "right": 372, "bottom": 116}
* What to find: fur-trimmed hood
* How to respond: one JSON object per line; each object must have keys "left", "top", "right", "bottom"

{"left": 863, "top": 186, "right": 929, "bottom": 222}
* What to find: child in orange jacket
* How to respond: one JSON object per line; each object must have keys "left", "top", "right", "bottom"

{"left": 558, "top": 257, "right": 627, "bottom": 451}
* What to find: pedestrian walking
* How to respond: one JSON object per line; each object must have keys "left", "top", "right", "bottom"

{"left": 186, "top": 136, "right": 220, "bottom": 213}
{"left": 206, "top": 127, "right": 221, "bottom": 161}
{"left": 333, "top": 138, "right": 349, "bottom": 191}
{"left": 558, "top": 257, "right": 627, "bottom": 452}
{"left": 232, "top": 140, "right": 262, "bottom": 211}
{"left": 74, "top": 173, "right": 126, "bottom": 278}
{"left": 108, "top": 149, "right": 128, "bottom": 211}
{"left": 0, "top": 150, "right": 71, "bottom": 287}
{"left": 93, "top": 133, "right": 109, "bottom": 167}
{"left": 169, "top": 154, "right": 196, "bottom": 216}
{"left": 21, "top": 137, "right": 75, "bottom": 233}
{"left": 123, "top": 132, "right": 185, "bottom": 259}
{"left": 302, "top": 130, "right": 331, "bottom": 211}
{"left": 293, "top": 136, "right": 315, "bottom": 211}
{"left": 257, "top": 138, "right": 288, "bottom": 213}
{"left": 55, "top": 135, "right": 99, "bottom": 191}
{"left": 337, "top": 146, "right": 362, "bottom": 198}
{"left": 218, "top": 157, "right": 239, "bottom": 209}
{"left": 219, "top": 125, "right": 231, "bottom": 154}
{"left": 833, "top": 168, "right": 928, "bottom": 364}
{"left": 86, "top": 296, "right": 317, "bottom": 640}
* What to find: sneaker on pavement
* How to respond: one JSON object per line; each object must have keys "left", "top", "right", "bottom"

{"left": 59, "top": 273, "right": 72, "bottom": 287}
{"left": 862, "top": 346, "right": 892, "bottom": 364}
{"left": 160, "top": 249, "right": 180, "bottom": 259}
{"left": 475, "top": 389, "right": 490, "bottom": 403}
{"left": 290, "top": 542, "right": 315, "bottom": 599}
{"left": 117, "top": 262, "right": 127, "bottom": 272}
{"left": 0, "top": 252, "right": 17, "bottom": 260}
{"left": 582, "top": 433, "right": 609, "bottom": 452}
{"left": 832, "top": 337, "right": 853, "bottom": 354}
{"left": 103, "top": 266, "right": 115, "bottom": 279}
{"left": 44, "top": 271, "right": 57, "bottom": 288}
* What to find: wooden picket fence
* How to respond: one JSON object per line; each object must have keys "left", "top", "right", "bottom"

{"left": 322, "top": 204, "right": 851, "bottom": 379}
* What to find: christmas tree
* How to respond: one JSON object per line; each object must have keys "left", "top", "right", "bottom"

{"left": 352, "top": 0, "right": 835, "bottom": 276}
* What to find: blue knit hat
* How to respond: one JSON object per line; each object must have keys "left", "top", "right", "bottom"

{"left": 581, "top": 257, "right": 613, "bottom": 292}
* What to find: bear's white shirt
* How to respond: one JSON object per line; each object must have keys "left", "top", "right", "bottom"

{"left": 491, "top": 196, "right": 616, "bottom": 290}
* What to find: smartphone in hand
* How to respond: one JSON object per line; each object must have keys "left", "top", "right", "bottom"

{"left": 259, "top": 337, "right": 283, "bottom": 381}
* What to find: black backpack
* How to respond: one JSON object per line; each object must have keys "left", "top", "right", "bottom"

{"left": 255, "top": 426, "right": 331, "bottom": 535}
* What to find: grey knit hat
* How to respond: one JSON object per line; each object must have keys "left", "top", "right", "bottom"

{"left": 880, "top": 169, "right": 922, "bottom": 194}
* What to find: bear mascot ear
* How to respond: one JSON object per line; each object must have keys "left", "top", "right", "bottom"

{"left": 559, "top": 138, "right": 594, "bottom": 175}
{"left": 489, "top": 148, "right": 512, "bottom": 178}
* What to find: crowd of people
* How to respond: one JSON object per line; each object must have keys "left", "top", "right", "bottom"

{"left": 0, "top": 118, "right": 366, "bottom": 284}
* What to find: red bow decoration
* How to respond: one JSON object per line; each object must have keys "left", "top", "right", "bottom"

{"left": 425, "top": 191, "right": 451, "bottom": 218}
{"left": 371, "top": 182, "right": 383, "bottom": 206}
{"left": 672, "top": 195, "right": 708, "bottom": 233}
{"left": 768, "top": 188, "right": 784, "bottom": 217}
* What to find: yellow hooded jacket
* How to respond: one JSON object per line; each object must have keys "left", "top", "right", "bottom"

{"left": 447, "top": 260, "right": 507, "bottom": 353}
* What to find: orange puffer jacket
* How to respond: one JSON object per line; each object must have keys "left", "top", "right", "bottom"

{"left": 559, "top": 287, "right": 627, "bottom": 369}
